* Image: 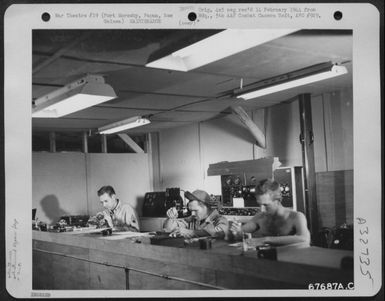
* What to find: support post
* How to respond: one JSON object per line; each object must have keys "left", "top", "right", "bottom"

{"left": 298, "top": 93, "right": 319, "bottom": 238}
{"left": 49, "top": 131, "right": 56, "bottom": 152}
{"left": 125, "top": 268, "right": 130, "bottom": 290}
{"left": 101, "top": 134, "right": 107, "bottom": 153}
{"left": 82, "top": 132, "right": 88, "bottom": 153}
{"left": 148, "top": 132, "right": 161, "bottom": 191}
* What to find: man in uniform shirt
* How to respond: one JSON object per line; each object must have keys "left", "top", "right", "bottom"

{"left": 230, "top": 179, "right": 310, "bottom": 246}
{"left": 97, "top": 185, "right": 140, "bottom": 232}
{"left": 163, "top": 189, "right": 228, "bottom": 238}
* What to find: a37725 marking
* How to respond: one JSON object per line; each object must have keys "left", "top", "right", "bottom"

{"left": 357, "top": 217, "right": 374, "bottom": 285}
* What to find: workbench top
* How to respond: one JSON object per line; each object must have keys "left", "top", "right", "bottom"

{"left": 32, "top": 230, "right": 353, "bottom": 290}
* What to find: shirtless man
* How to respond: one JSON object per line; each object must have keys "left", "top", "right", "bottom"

{"left": 231, "top": 179, "right": 310, "bottom": 246}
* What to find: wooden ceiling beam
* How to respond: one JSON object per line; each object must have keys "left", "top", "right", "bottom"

{"left": 96, "top": 105, "right": 231, "bottom": 114}
{"left": 32, "top": 82, "right": 212, "bottom": 99}
{"left": 118, "top": 89, "right": 211, "bottom": 99}
{"left": 230, "top": 106, "right": 266, "bottom": 149}
{"left": 33, "top": 32, "right": 91, "bottom": 74}
{"left": 117, "top": 134, "right": 144, "bottom": 154}
{"left": 32, "top": 52, "right": 260, "bottom": 81}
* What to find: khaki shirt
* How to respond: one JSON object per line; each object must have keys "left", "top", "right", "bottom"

{"left": 165, "top": 209, "right": 228, "bottom": 238}
{"left": 104, "top": 200, "right": 140, "bottom": 232}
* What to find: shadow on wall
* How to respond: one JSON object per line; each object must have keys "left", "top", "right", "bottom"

{"left": 136, "top": 195, "right": 144, "bottom": 217}
{"left": 40, "top": 195, "right": 69, "bottom": 225}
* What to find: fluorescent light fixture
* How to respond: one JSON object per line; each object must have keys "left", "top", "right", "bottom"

{"left": 146, "top": 29, "right": 298, "bottom": 71}
{"left": 235, "top": 62, "right": 348, "bottom": 100}
{"left": 98, "top": 116, "right": 151, "bottom": 134}
{"left": 32, "top": 75, "right": 116, "bottom": 118}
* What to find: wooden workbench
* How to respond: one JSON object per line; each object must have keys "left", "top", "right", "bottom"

{"left": 32, "top": 231, "right": 353, "bottom": 290}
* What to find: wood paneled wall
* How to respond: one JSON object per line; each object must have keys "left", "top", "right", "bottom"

{"left": 316, "top": 170, "right": 353, "bottom": 228}
{"left": 155, "top": 88, "right": 353, "bottom": 195}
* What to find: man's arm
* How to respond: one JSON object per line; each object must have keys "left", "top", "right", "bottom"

{"left": 200, "top": 215, "right": 229, "bottom": 238}
{"left": 229, "top": 214, "right": 260, "bottom": 240}
{"left": 163, "top": 207, "right": 190, "bottom": 232}
{"left": 263, "top": 212, "right": 311, "bottom": 246}
{"left": 115, "top": 224, "right": 139, "bottom": 232}
{"left": 120, "top": 205, "right": 140, "bottom": 232}
{"left": 167, "top": 214, "right": 228, "bottom": 238}
{"left": 163, "top": 218, "right": 189, "bottom": 232}
{"left": 241, "top": 220, "right": 259, "bottom": 233}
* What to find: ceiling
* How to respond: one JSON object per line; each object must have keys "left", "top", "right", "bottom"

{"left": 32, "top": 29, "right": 352, "bottom": 134}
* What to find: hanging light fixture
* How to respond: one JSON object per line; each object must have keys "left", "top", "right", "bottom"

{"left": 234, "top": 62, "right": 348, "bottom": 100}
{"left": 146, "top": 29, "right": 298, "bottom": 71}
{"left": 98, "top": 116, "right": 151, "bottom": 134}
{"left": 32, "top": 75, "right": 117, "bottom": 118}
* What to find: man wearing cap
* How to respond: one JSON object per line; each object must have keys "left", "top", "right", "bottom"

{"left": 163, "top": 189, "right": 228, "bottom": 239}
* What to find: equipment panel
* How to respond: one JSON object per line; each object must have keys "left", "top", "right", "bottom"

{"left": 219, "top": 166, "right": 305, "bottom": 215}
{"left": 273, "top": 167, "right": 305, "bottom": 213}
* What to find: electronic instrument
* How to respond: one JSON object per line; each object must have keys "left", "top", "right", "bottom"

{"left": 60, "top": 215, "right": 90, "bottom": 227}
{"left": 212, "top": 162, "right": 305, "bottom": 215}
{"left": 149, "top": 232, "right": 186, "bottom": 248}
{"left": 142, "top": 187, "right": 184, "bottom": 217}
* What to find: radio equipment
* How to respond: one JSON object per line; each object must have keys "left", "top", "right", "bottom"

{"left": 142, "top": 187, "right": 184, "bottom": 217}
{"left": 60, "top": 215, "right": 90, "bottom": 227}
{"left": 208, "top": 158, "right": 278, "bottom": 214}
{"left": 218, "top": 207, "right": 259, "bottom": 216}
{"left": 220, "top": 168, "right": 304, "bottom": 211}
{"left": 273, "top": 166, "right": 305, "bottom": 213}
{"left": 142, "top": 192, "right": 166, "bottom": 217}
{"left": 208, "top": 159, "right": 305, "bottom": 215}
{"left": 221, "top": 169, "right": 304, "bottom": 210}
{"left": 220, "top": 175, "right": 262, "bottom": 208}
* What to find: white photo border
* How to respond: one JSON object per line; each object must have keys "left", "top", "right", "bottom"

{"left": 4, "top": 2, "right": 382, "bottom": 298}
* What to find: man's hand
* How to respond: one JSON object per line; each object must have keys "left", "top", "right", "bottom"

{"left": 102, "top": 212, "right": 114, "bottom": 228}
{"left": 170, "top": 228, "right": 195, "bottom": 238}
{"left": 166, "top": 207, "right": 179, "bottom": 219}
{"left": 96, "top": 212, "right": 104, "bottom": 220}
{"left": 230, "top": 220, "right": 242, "bottom": 237}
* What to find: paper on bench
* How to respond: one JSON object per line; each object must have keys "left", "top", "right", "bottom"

{"left": 98, "top": 232, "right": 153, "bottom": 240}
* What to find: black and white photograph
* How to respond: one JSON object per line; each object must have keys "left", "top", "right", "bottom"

{"left": 3, "top": 2, "right": 382, "bottom": 299}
